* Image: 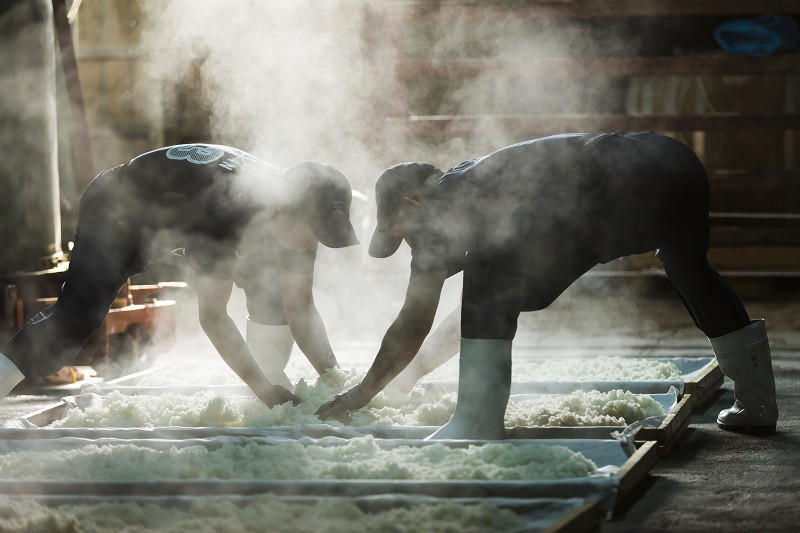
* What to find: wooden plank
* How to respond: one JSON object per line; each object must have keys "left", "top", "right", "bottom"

{"left": 387, "top": 113, "right": 800, "bottom": 135}
{"left": 684, "top": 359, "right": 725, "bottom": 409}
{"left": 711, "top": 227, "right": 800, "bottom": 246}
{"left": 129, "top": 282, "right": 187, "bottom": 304}
{"left": 684, "top": 358, "right": 725, "bottom": 403}
{"left": 616, "top": 440, "right": 658, "bottom": 506}
{"left": 710, "top": 212, "right": 800, "bottom": 221}
{"left": 637, "top": 394, "right": 692, "bottom": 453}
{"left": 396, "top": 55, "right": 800, "bottom": 80}
{"left": 393, "top": 0, "right": 800, "bottom": 20}
{"left": 650, "top": 404, "right": 693, "bottom": 457}
{"left": 707, "top": 246, "right": 800, "bottom": 270}
{"left": 104, "top": 299, "right": 177, "bottom": 335}
{"left": 708, "top": 173, "right": 800, "bottom": 189}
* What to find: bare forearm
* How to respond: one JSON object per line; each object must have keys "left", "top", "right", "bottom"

{"left": 360, "top": 319, "right": 427, "bottom": 397}
{"left": 314, "top": 271, "right": 446, "bottom": 422}
{"left": 196, "top": 274, "right": 298, "bottom": 407}
{"left": 202, "top": 315, "right": 273, "bottom": 391}
{"left": 410, "top": 305, "right": 461, "bottom": 376}
{"left": 287, "top": 307, "right": 337, "bottom": 375}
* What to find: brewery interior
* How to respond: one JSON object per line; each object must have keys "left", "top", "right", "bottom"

{"left": 0, "top": 1, "right": 798, "bottom": 531}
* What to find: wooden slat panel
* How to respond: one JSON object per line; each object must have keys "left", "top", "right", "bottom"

{"left": 707, "top": 246, "right": 800, "bottom": 269}
{"left": 711, "top": 228, "right": 800, "bottom": 246}
{"left": 396, "top": 55, "right": 800, "bottom": 79}
{"left": 394, "top": 0, "right": 800, "bottom": 20}
{"left": 387, "top": 113, "right": 800, "bottom": 134}
{"left": 709, "top": 174, "right": 800, "bottom": 190}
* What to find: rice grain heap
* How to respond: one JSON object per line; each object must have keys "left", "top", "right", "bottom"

{"left": 53, "top": 369, "right": 665, "bottom": 428}
{"left": 0, "top": 437, "right": 596, "bottom": 481}
{"left": 505, "top": 389, "right": 665, "bottom": 427}
{"left": 54, "top": 369, "right": 456, "bottom": 428}
{"left": 0, "top": 495, "right": 526, "bottom": 533}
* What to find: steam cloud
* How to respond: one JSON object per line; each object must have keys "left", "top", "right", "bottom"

{"left": 132, "top": 1, "right": 683, "bottom": 369}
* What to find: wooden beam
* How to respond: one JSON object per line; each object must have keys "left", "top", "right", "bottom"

{"left": 707, "top": 245, "right": 800, "bottom": 269}
{"left": 387, "top": 113, "right": 800, "bottom": 135}
{"left": 52, "top": 0, "right": 95, "bottom": 189}
{"left": 66, "top": 0, "right": 84, "bottom": 24}
{"left": 396, "top": 55, "right": 800, "bottom": 80}
{"left": 711, "top": 227, "right": 800, "bottom": 246}
{"left": 393, "top": 1, "right": 800, "bottom": 20}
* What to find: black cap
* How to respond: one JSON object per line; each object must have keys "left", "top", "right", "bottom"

{"left": 369, "top": 162, "right": 442, "bottom": 258}
{"left": 286, "top": 161, "right": 359, "bottom": 249}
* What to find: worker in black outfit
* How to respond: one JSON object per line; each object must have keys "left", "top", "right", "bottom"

{"left": 316, "top": 132, "right": 778, "bottom": 437}
{"left": 0, "top": 144, "right": 359, "bottom": 407}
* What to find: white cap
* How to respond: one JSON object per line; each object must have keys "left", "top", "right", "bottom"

{"left": 0, "top": 353, "right": 24, "bottom": 398}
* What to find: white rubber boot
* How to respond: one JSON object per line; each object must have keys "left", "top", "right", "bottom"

{"left": 0, "top": 352, "right": 24, "bottom": 398}
{"left": 246, "top": 318, "right": 294, "bottom": 390}
{"left": 426, "top": 338, "right": 511, "bottom": 440}
{"left": 711, "top": 319, "right": 778, "bottom": 435}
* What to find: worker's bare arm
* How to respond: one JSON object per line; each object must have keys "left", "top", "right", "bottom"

{"left": 388, "top": 303, "right": 461, "bottom": 392}
{"left": 280, "top": 267, "right": 338, "bottom": 375}
{"left": 315, "top": 270, "right": 447, "bottom": 420}
{"left": 196, "top": 274, "right": 300, "bottom": 406}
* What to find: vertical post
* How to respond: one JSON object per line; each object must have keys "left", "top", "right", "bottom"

{"left": 381, "top": 2, "right": 411, "bottom": 163}
{"left": 0, "top": 0, "right": 63, "bottom": 272}
{"left": 52, "top": 0, "right": 95, "bottom": 190}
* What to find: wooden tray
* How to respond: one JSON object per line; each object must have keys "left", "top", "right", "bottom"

{"left": 6, "top": 388, "right": 687, "bottom": 456}
{"left": 0, "top": 437, "right": 652, "bottom": 513}
{"left": 508, "top": 394, "right": 692, "bottom": 457}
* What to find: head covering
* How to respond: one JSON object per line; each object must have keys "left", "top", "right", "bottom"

{"left": 286, "top": 161, "right": 359, "bottom": 248}
{"left": 368, "top": 162, "right": 442, "bottom": 258}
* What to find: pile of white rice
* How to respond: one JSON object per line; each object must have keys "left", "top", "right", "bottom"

{"left": 0, "top": 495, "right": 526, "bottom": 533}
{"left": 506, "top": 389, "right": 665, "bottom": 427}
{"left": 54, "top": 368, "right": 455, "bottom": 428}
{"left": 0, "top": 437, "right": 596, "bottom": 482}
{"left": 53, "top": 366, "right": 665, "bottom": 428}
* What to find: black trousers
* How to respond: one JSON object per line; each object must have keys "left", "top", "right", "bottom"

{"left": 3, "top": 167, "right": 143, "bottom": 377}
{"left": 461, "top": 133, "right": 749, "bottom": 341}
{"left": 2, "top": 165, "right": 287, "bottom": 377}
{"left": 3, "top": 223, "right": 141, "bottom": 378}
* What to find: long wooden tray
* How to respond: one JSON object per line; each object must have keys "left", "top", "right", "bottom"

{"left": 0, "top": 437, "right": 652, "bottom": 513}
{"left": 5, "top": 388, "right": 688, "bottom": 457}
{"left": 507, "top": 394, "right": 692, "bottom": 457}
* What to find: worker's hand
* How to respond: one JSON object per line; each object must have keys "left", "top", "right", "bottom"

{"left": 261, "top": 385, "right": 302, "bottom": 407}
{"left": 315, "top": 384, "right": 372, "bottom": 423}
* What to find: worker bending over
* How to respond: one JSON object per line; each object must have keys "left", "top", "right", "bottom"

{"left": 0, "top": 144, "right": 359, "bottom": 407}
{"left": 316, "top": 132, "right": 778, "bottom": 438}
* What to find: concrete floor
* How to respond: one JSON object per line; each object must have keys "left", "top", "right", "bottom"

{"left": 0, "top": 284, "right": 798, "bottom": 532}
{"left": 603, "top": 298, "right": 800, "bottom": 533}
